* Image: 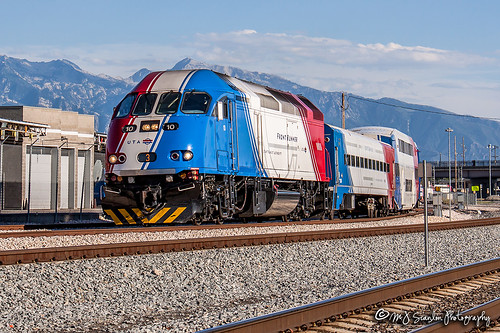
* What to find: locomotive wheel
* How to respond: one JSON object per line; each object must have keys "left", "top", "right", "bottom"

{"left": 192, "top": 219, "right": 202, "bottom": 226}
{"left": 214, "top": 217, "right": 224, "bottom": 225}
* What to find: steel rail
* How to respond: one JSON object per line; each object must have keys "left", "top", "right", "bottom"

{"left": 198, "top": 258, "right": 500, "bottom": 333}
{"left": 0, "top": 212, "right": 491, "bottom": 240}
{"left": 0, "top": 211, "right": 423, "bottom": 236}
{"left": 0, "top": 217, "right": 498, "bottom": 265}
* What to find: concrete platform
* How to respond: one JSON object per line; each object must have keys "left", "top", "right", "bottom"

{"left": 0, "top": 208, "right": 104, "bottom": 224}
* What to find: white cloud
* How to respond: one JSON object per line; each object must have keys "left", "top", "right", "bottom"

{"left": 188, "top": 31, "right": 494, "bottom": 69}
{"left": 235, "top": 29, "right": 257, "bottom": 35}
{"left": 183, "top": 31, "right": 500, "bottom": 118}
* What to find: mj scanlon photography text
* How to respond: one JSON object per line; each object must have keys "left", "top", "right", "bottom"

{"left": 375, "top": 307, "right": 492, "bottom": 327}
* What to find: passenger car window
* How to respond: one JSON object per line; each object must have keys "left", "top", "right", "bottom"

{"left": 114, "top": 93, "right": 137, "bottom": 118}
{"left": 156, "top": 92, "right": 181, "bottom": 114}
{"left": 131, "top": 93, "right": 157, "bottom": 116}
{"left": 181, "top": 92, "right": 211, "bottom": 114}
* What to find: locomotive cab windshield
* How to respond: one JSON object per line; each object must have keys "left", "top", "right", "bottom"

{"left": 112, "top": 91, "right": 212, "bottom": 118}
{"left": 180, "top": 91, "right": 211, "bottom": 114}
{"left": 113, "top": 93, "right": 137, "bottom": 118}
{"left": 156, "top": 92, "right": 181, "bottom": 114}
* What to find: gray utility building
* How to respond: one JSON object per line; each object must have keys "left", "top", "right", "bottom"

{"left": 0, "top": 106, "right": 106, "bottom": 211}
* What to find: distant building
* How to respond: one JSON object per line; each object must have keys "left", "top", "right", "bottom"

{"left": 0, "top": 106, "right": 106, "bottom": 210}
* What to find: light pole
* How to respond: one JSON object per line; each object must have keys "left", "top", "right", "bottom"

{"left": 494, "top": 145, "right": 498, "bottom": 166}
{"left": 445, "top": 128, "right": 453, "bottom": 221}
{"left": 0, "top": 134, "right": 11, "bottom": 210}
{"left": 488, "top": 144, "right": 493, "bottom": 197}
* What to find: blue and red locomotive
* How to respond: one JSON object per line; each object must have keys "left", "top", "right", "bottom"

{"left": 102, "top": 69, "right": 418, "bottom": 225}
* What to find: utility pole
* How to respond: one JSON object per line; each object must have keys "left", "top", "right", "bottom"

{"left": 341, "top": 92, "right": 346, "bottom": 129}
{"left": 495, "top": 145, "right": 498, "bottom": 166}
{"left": 423, "top": 160, "right": 429, "bottom": 267}
{"left": 488, "top": 144, "right": 493, "bottom": 197}
{"left": 445, "top": 128, "right": 453, "bottom": 221}
{"left": 454, "top": 136, "right": 457, "bottom": 191}
{"left": 462, "top": 137, "right": 466, "bottom": 190}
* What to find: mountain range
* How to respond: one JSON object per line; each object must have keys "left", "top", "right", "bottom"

{"left": 1, "top": 55, "right": 498, "bottom": 161}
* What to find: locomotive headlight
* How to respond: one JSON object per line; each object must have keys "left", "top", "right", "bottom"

{"left": 140, "top": 120, "right": 160, "bottom": 132}
{"left": 183, "top": 150, "right": 194, "bottom": 161}
{"left": 108, "top": 154, "right": 126, "bottom": 164}
{"left": 108, "top": 154, "right": 118, "bottom": 164}
{"left": 170, "top": 151, "right": 180, "bottom": 161}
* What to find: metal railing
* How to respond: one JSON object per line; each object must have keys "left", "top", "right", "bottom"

{"left": 432, "top": 160, "right": 499, "bottom": 168}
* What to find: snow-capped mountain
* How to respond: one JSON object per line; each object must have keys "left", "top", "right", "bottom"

{"left": 0, "top": 55, "right": 498, "bottom": 160}
{"left": 0, "top": 55, "right": 134, "bottom": 131}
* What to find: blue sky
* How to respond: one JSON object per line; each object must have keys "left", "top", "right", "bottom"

{"left": 1, "top": 0, "right": 499, "bottom": 119}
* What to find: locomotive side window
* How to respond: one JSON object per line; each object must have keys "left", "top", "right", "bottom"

{"left": 131, "top": 93, "right": 157, "bottom": 116}
{"left": 114, "top": 93, "right": 137, "bottom": 118}
{"left": 181, "top": 92, "right": 211, "bottom": 114}
{"left": 156, "top": 92, "right": 181, "bottom": 114}
{"left": 211, "top": 97, "right": 228, "bottom": 119}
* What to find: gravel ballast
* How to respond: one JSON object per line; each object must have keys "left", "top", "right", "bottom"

{"left": 0, "top": 223, "right": 498, "bottom": 332}
{"left": 0, "top": 209, "right": 478, "bottom": 251}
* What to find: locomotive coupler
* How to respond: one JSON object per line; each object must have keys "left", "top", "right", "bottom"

{"left": 140, "top": 185, "right": 162, "bottom": 208}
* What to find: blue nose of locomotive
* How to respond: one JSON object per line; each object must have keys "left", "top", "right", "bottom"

{"left": 139, "top": 114, "right": 212, "bottom": 174}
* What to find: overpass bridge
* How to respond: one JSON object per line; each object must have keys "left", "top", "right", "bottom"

{"left": 430, "top": 160, "right": 500, "bottom": 198}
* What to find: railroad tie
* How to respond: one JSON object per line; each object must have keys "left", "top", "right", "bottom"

{"left": 303, "top": 271, "right": 500, "bottom": 333}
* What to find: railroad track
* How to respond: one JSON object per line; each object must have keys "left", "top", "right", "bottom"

{"left": 0, "top": 211, "right": 423, "bottom": 236}
{"left": 0, "top": 216, "right": 498, "bottom": 265}
{"left": 198, "top": 258, "right": 500, "bottom": 333}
